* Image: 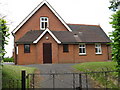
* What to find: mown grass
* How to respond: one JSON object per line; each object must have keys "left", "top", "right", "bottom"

{"left": 73, "top": 61, "right": 119, "bottom": 88}
{"left": 73, "top": 61, "right": 117, "bottom": 71}
{"left": 2, "top": 65, "right": 36, "bottom": 88}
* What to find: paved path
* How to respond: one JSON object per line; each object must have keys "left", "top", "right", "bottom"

{"left": 23, "top": 64, "right": 93, "bottom": 88}
{"left": 24, "top": 64, "right": 77, "bottom": 73}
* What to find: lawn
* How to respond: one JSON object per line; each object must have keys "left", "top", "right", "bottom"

{"left": 73, "top": 61, "right": 117, "bottom": 72}
{"left": 73, "top": 61, "right": 118, "bottom": 88}
{"left": 2, "top": 65, "right": 36, "bottom": 88}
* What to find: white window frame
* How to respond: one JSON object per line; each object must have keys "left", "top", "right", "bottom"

{"left": 95, "top": 43, "right": 102, "bottom": 54}
{"left": 16, "top": 46, "right": 18, "bottom": 55}
{"left": 40, "top": 17, "right": 49, "bottom": 30}
{"left": 79, "top": 43, "right": 86, "bottom": 55}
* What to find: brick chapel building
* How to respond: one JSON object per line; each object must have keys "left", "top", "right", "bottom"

{"left": 12, "top": 0, "right": 111, "bottom": 65}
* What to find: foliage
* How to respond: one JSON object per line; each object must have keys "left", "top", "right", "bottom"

{"left": 2, "top": 65, "right": 36, "bottom": 88}
{"left": 109, "top": 10, "right": 120, "bottom": 72}
{"left": 3, "top": 57, "right": 14, "bottom": 62}
{"left": 0, "top": 18, "right": 10, "bottom": 59}
{"left": 109, "top": 0, "right": 120, "bottom": 11}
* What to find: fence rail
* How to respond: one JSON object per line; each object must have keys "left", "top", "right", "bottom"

{"left": 26, "top": 70, "right": 120, "bottom": 89}
{"left": 4, "top": 70, "right": 120, "bottom": 89}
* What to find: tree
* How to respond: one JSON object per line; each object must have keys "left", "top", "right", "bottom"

{"left": 109, "top": 0, "right": 120, "bottom": 87}
{"left": 109, "top": 0, "right": 120, "bottom": 11}
{"left": 0, "top": 18, "right": 10, "bottom": 62}
{"left": 110, "top": 10, "right": 120, "bottom": 70}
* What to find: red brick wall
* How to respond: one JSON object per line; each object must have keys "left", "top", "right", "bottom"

{"left": 17, "top": 44, "right": 36, "bottom": 65}
{"left": 17, "top": 32, "right": 59, "bottom": 65}
{"left": 17, "top": 40, "right": 110, "bottom": 65}
{"left": 74, "top": 44, "right": 109, "bottom": 63}
{"left": 58, "top": 45, "right": 74, "bottom": 63}
{"left": 15, "top": 4, "right": 68, "bottom": 41}
{"left": 57, "top": 44, "right": 109, "bottom": 64}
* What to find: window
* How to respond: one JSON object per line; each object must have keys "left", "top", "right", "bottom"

{"left": 79, "top": 44, "right": 86, "bottom": 55}
{"left": 40, "top": 17, "right": 49, "bottom": 30}
{"left": 63, "top": 44, "right": 69, "bottom": 52}
{"left": 24, "top": 44, "right": 30, "bottom": 53}
{"left": 16, "top": 46, "right": 18, "bottom": 55}
{"left": 95, "top": 44, "right": 102, "bottom": 54}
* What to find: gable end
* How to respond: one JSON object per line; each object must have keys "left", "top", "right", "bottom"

{"left": 12, "top": 0, "right": 72, "bottom": 34}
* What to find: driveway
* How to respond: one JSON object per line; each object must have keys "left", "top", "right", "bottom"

{"left": 23, "top": 63, "right": 78, "bottom": 73}
{"left": 22, "top": 64, "right": 93, "bottom": 88}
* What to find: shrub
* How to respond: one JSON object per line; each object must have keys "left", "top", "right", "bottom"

{"left": 3, "top": 57, "right": 14, "bottom": 62}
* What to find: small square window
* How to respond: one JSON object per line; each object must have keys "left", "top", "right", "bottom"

{"left": 63, "top": 44, "right": 69, "bottom": 52}
{"left": 24, "top": 44, "right": 30, "bottom": 53}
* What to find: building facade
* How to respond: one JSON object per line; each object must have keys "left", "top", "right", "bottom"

{"left": 12, "top": 0, "right": 111, "bottom": 65}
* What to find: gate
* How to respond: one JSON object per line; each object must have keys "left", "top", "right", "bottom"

{"left": 5, "top": 70, "right": 120, "bottom": 89}
{"left": 27, "top": 72, "right": 82, "bottom": 88}
{"left": 25, "top": 70, "right": 120, "bottom": 89}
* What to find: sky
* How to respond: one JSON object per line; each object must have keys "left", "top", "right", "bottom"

{"left": 0, "top": 0, "right": 114, "bottom": 57}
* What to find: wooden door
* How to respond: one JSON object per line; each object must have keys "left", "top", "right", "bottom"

{"left": 43, "top": 43, "right": 52, "bottom": 63}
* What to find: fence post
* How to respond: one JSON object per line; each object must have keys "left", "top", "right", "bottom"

{"left": 104, "top": 72, "right": 108, "bottom": 89}
{"left": 73, "top": 73, "right": 75, "bottom": 88}
{"left": 22, "top": 70, "right": 26, "bottom": 90}
{"left": 53, "top": 74, "right": 55, "bottom": 89}
{"left": 85, "top": 73, "right": 88, "bottom": 89}
{"left": 79, "top": 73, "right": 82, "bottom": 89}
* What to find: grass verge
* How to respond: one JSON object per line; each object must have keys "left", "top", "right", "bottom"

{"left": 2, "top": 65, "right": 36, "bottom": 88}
{"left": 73, "top": 61, "right": 118, "bottom": 88}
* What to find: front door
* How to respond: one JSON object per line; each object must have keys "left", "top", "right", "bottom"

{"left": 43, "top": 43, "right": 52, "bottom": 63}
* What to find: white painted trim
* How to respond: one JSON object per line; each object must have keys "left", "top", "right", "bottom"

{"left": 33, "top": 28, "right": 61, "bottom": 44}
{"left": 79, "top": 43, "right": 86, "bottom": 55}
{"left": 95, "top": 43, "right": 102, "bottom": 54}
{"left": 12, "top": 0, "right": 72, "bottom": 34}
{"left": 16, "top": 46, "right": 18, "bottom": 55}
{"left": 40, "top": 17, "right": 49, "bottom": 30}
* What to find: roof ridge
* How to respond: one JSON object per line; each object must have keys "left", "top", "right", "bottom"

{"left": 67, "top": 23, "right": 100, "bottom": 27}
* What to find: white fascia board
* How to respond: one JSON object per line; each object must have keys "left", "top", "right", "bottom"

{"left": 12, "top": 0, "right": 72, "bottom": 34}
{"left": 33, "top": 28, "right": 61, "bottom": 44}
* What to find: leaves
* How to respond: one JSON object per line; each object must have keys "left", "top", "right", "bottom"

{"left": 109, "top": 0, "right": 120, "bottom": 11}
{"left": 109, "top": 10, "right": 120, "bottom": 71}
{"left": 0, "top": 18, "right": 10, "bottom": 59}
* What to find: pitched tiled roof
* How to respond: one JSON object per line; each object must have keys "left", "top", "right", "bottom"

{"left": 68, "top": 24, "right": 111, "bottom": 43}
{"left": 16, "top": 24, "right": 111, "bottom": 44}
{"left": 16, "top": 30, "right": 44, "bottom": 44}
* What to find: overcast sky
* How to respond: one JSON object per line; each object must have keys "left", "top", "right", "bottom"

{"left": 0, "top": 0, "right": 113, "bottom": 57}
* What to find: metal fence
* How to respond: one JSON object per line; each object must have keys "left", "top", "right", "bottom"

{"left": 3, "top": 70, "right": 120, "bottom": 89}
{"left": 26, "top": 70, "right": 120, "bottom": 89}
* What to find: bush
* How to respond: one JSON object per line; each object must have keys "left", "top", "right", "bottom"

{"left": 3, "top": 57, "right": 14, "bottom": 62}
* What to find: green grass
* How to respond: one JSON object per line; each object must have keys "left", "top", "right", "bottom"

{"left": 2, "top": 65, "right": 36, "bottom": 88}
{"left": 73, "top": 61, "right": 118, "bottom": 88}
{"left": 73, "top": 61, "right": 117, "bottom": 72}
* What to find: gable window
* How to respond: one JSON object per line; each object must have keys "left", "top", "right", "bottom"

{"left": 40, "top": 17, "right": 49, "bottom": 30}
{"left": 24, "top": 44, "right": 30, "bottom": 53}
{"left": 95, "top": 44, "right": 102, "bottom": 54}
{"left": 79, "top": 44, "right": 86, "bottom": 55}
{"left": 63, "top": 44, "right": 69, "bottom": 52}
